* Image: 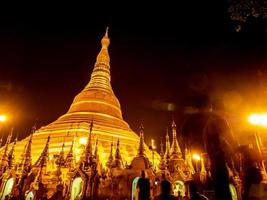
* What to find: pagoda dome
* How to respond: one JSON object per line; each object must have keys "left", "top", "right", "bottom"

{"left": 12, "top": 28, "right": 160, "bottom": 168}
{"left": 130, "top": 156, "right": 152, "bottom": 170}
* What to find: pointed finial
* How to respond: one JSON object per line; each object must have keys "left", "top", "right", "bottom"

{"left": 94, "top": 138, "right": 98, "bottom": 160}
{"left": 7, "top": 127, "right": 14, "bottom": 144}
{"left": 170, "top": 119, "right": 182, "bottom": 158}
{"left": 106, "top": 141, "right": 114, "bottom": 168}
{"left": 31, "top": 120, "right": 38, "bottom": 133}
{"left": 172, "top": 118, "right": 176, "bottom": 129}
{"left": 138, "top": 123, "right": 145, "bottom": 157}
{"left": 105, "top": 27, "right": 109, "bottom": 37}
{"left": 140, "top": 123, "right": 144, "bottom": 132}
{"left": 100, "top": 28, "right": 110, "bottom": 48}
{"left": 114, "top": 137, "right": 123, "bottom": 168}
{"left": 89, "top": 121, "right": 93, "bottom": 133}
{"left": 160, "top": 139, "right": 164, "bottom": 157}
{"left": 34, "top": 135, "right": 50, "bottom": 167}
{"left": 165, "top": 128, "right": 171, "bottom": 160}
{"left": 86, "top": 27, "right": 112, "bottom": 91}
{"left": 65, "top": 138, "right": 75, "bottom": 169}
{"left": 8, "top": 137, "right": 17, "bottom": 169}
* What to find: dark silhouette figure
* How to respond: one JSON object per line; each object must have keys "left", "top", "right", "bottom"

{"left": 240, "top": 145, "right": 267, "bottom": 200}
{"left": 154, "top": 179, "right": 177, "bottom": 200}
{"left": 247, "top": 166, "right": 265, "bottom": 199}
{"left": 177, "top": 191, "right": 183, "bottom": 200}
{"left": 137, "top": 170, "right": 151, "bottom": 200}
{"left": 49, "top": 184, "right": 63, "bottom": 200}
{"left": 182, "top": 95, "right": 236, "bottom": 200}
{"left": 188, "top": 181, "right": 208, "bottom": 200}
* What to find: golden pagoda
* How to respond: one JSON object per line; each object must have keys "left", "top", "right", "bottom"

{"left": 14, "top": 28, "right": 158, "bottom": 166}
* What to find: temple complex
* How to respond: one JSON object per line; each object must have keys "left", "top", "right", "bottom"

{"left": 0, "top": 29, "right": 246, "bottom": 200}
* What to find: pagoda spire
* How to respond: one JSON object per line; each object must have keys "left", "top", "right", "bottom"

{"left": 86, "top": 27, "right": 113, "bottom": 92}
{"left": 57, "top": 140, "right": 65, "bottom": 168}
{"left": 106, "top": 142, "right": 114, "bottom": 168}
{"left": 65, "top": 139, "right": 75, "bottom": 169}
{"left": 32, "top": 165, "right": 43, "bottom": 189}
{"left": 56, "top": 140, "right": 65, "bottom": 183}
{"left": 113, "top": 138, "right": 123, "bottom": 168}
{"left": 82, "top": 121, "right": 94, "bottom": 166}
{"left": 21, "top": 122, "right": 36, "bottom": 169}
{"left": 170, "top": 120, "right": 182, "bottom": 159}
{"left": 8, "top": 136, "right": 17, "bottom": 169}
{"left": 158, "top": 140, "right": 167, "bottom": 170}
{"left": 0, "top": 127, "right": 14, "bottom": 171}
{"left": 20, "top": 129, "right": 34, "bottom": 173}
{"left": 35, "top": 135, "right": 50, "bottom": 168}
{"left": 17, "top": 131, "right": 34, "bottom": 191}
{"left": 164, "top": 127, "right": 171, "bottom": 160}
{"left": 138, "top": 123, "right": 145, "bottom": 157}
{"left": 94, "top": 138, "right": 99, "bottom": 161}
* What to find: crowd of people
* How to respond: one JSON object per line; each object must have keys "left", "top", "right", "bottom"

{"left": 136, "top": 170, "right": 209, "bottom": 200}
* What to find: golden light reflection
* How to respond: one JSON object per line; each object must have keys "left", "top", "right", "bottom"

{"left": 75, "top": 148, "right": 81, "bottom": 154}
{"left": 192, "top": 154, "right": 201, "bottom": 161}
{"left": 79, "top": 137, "right": 87, "bottom": 145}
{"left": 248, "top": 114, "right": 267, "bottom": 127}
{"left": 0, "top": 115, "right": 7, "bottom": 122}
{"left": 151, "top": 139, "right": 156, "bottom": 149}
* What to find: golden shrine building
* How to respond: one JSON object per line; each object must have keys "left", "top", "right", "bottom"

{"left": 0, "top": 28, "right": 241, "bottom": 200}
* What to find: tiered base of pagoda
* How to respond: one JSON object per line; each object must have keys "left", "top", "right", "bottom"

{"left": 14, "top": 119, "right": 158, "bottom": 166}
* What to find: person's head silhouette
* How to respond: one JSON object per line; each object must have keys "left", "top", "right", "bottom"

{"left": 251, "top": 167, "right": 263, "bottom": 184}
{"left": 161, "top": 180, "right": 172, "bottom": 195}
{"left": 141, "top": 170, "right": 146, "bottom": 178}
{"left": 193, "top": 94, "right": 212, "bottom": 112}
{"left": 188, "top": 181, "right": 198, "bottom": 195}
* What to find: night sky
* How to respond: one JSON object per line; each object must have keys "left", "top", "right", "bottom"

{"left": 0, "top": 3, "right": 267, "bottom": 146}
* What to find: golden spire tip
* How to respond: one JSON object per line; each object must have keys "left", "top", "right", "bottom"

{"left": 105, "top": 27, "right": 109, "bottom": 37}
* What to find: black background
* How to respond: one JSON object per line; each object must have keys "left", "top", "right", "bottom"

{"left": 0, "top": 2, "right": 266, "bottom": 147}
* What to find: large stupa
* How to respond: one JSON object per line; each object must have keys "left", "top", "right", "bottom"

{"left": 14, "top": 28, "right": 157, "bottom": 166}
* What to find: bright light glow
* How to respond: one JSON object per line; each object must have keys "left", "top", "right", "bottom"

{"left": 0, "top": 115, "right": 7, "bottom": 122}
{"left": 151, "top": 139, "right": 156, "bottom": 149}
{"left": 79, "top": 137, "right": 87, "bottom": 145}
{"left": 192, "top": 154, "right": 201, "bottom": 161}
{"left": 248, "top": 114, "right": 267, "bottom": 127}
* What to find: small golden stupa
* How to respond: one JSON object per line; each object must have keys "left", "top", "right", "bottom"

{"left": 14, "top": 28, "right": 158, "bottom": 166}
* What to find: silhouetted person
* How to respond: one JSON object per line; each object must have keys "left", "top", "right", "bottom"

{"left": 49, "top": 184, "right": 63, "bottom": 200}
{"left": 188, "top": 181, "right": 208, "bottom": 200}
{"left": 177, "top": 191, "right": 183, "bottom": 200}
{"left": 240, "top": 145, "right": 267, "bottom": 200}
{"left": 137, "top": 170, "right": 151, "bottom": 200}
{"left": 247, "top": 166, "right": 267, "bottom": 199}
{"left": 154, "top": 179, "right": 177, "bottom": 200}
{"left": 182, "top": 95, "right": 236, "bottom": 200}
{"left": 183, "top": 191, "right": 190, "bottom": 200}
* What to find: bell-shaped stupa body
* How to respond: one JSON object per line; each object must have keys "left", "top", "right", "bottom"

{"left": 15, "top": 28, "right": 158, "bottom": 166}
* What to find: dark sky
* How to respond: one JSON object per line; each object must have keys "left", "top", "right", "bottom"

{"left": 0, "top": 3, "right": 267, "bottom": 146}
